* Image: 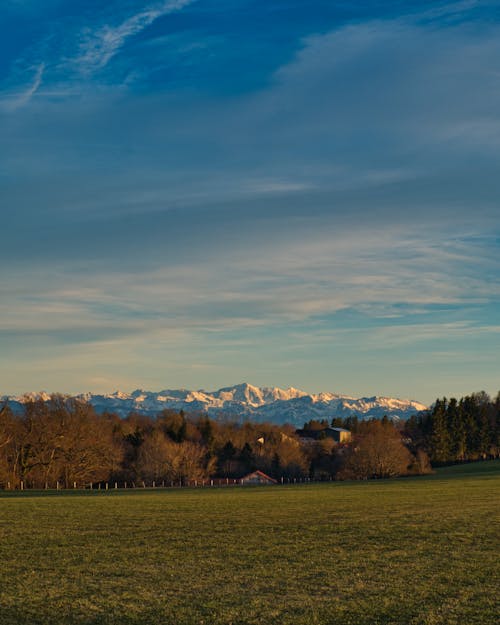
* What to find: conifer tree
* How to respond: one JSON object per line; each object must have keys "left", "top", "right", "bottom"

{"left": 429, "top": 398, "right": 452, "bottom": 464}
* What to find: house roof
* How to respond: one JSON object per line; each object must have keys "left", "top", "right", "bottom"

{"left": 241, "top": 470, "right": 277, "bottom": 483}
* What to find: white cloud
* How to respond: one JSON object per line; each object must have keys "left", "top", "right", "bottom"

{"left": 0, "top": 62, "right": 44, "bottom": 112}
{"left": 2, "top": 223, "right": 499, "bottom": 346}
{"left": 74, "top": 0, "right": 195, "bottom": 75}
{"left": 2, "top": 2, "right": 500, "bottom": 397}
{"left": 268, "top": 15, "right": 500, "bottom": 163}
{"left": 363, "top": 321, "right": 500, "bottom": 349}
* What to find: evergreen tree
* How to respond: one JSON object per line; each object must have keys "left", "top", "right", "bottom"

{"left": 343, "top": 415, "right": 359, "bottom": 433}
{"left": 448, "top": 398, "right": 467, "bottom": 461}
{"left": 239, "top": 442, "right": 255, "bottom": 473}
{"left": 218, "top": 441, "right": 236, "bottom": 477}
{"left": 429, "top": 398, "right": 452, "bottom": 464}
{"left": 271, "top": 452, "right": 281, "bottom": 478}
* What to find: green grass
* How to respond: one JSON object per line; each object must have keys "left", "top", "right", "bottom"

{"left": 0, "top": 462, "right": 499, "bottom": 625}
{"left": 431, "top": 460, "right": 500, "bottom": 477}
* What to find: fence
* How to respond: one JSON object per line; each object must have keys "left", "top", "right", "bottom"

{"left": 2, "top": 476, "right": 326, "bottom": 491}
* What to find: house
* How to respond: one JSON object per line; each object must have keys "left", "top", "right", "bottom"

{"left": 240, "top": 470, "right": 277, "bottom": 485}
{"left": 296, "top": 426, "right": 352, "bottom": 444}
{"left": 329, "top": 427, "right": 352, "bottom": 443}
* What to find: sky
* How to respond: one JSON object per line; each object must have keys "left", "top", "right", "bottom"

{"left": 1, "top": 0, "right": 500, "bottom": 404}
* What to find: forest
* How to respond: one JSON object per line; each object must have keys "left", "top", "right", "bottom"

{"left": 0, "top": 391, "right": 498, "bottom": 489}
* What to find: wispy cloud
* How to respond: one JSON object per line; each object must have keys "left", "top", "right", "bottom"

{"left": 2, "top": 0, "right": 499, "bottom": 398}
{"left": 0, "top": 62, "right": 44, "bottom": 112}
{"left": 2, "top": 226, "right": 498, "bottom": 341}
{"left": 361, "top": 321, "right": 500, "bottom": 349}
{"left": 416, "top": 0, "right": 494, "bottom": 23}
{"left": 74, "top": 0, "right": 195, "bottom": 75}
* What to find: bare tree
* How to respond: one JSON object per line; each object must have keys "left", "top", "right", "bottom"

{"left": 167, "top": 440, "right": 214, "bottom": 484}
{"left": 337, "top": 420, "right": 414, "bottom": 479}
{"left": 136, "top": 429, "right": 172, "bottom": 482}
{"left": 137, "top": 430, "right": 213, "bottom": 484}
{"left": 19, "top": 395, "right": 122, "bottom": 488}
{"left": 57, "top": 398, "right": 123, "bottom": 487}
{"left": 0, "top": 404, "right": 17, "bottom": 487}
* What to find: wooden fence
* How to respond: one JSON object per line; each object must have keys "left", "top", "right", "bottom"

{"left": 2, "top": 476, "right": 325, "bottom": 491}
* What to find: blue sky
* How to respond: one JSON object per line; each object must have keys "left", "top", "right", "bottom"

{"left": 1, "top": 0, "right": 499, "bottom": 403}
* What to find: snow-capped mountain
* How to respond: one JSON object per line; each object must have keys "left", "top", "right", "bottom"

{"left": 3, "top": 383, "right": 427, "bottom": 426}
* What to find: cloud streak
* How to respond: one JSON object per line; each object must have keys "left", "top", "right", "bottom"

{"left": 2, "top": 225, "right": 499, "bottom": 337}
{"left": 1, "top": 1, "right": 499, "bottom": 399}
{"left": 0, "top": 62, "right": 44, "bottom": 111}
{"left": 74, "top": 0, "right": 195, "bottom": 75}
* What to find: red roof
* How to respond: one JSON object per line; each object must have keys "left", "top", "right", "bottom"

{"left": 241, "top": 470, "right": 277, "bottom": 484}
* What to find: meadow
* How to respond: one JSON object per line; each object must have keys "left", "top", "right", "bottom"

{"left": 0, "top": 462, "right": 498, "bottom": 625}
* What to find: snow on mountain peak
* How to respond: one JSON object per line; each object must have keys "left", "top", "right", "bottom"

{"left": 2, "top": 383, "right": 427, "bottom": 426}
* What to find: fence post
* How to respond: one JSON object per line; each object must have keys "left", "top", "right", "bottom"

{"left": 105, "top": 482, "right": 109, "bottom": 490}
{"left": 115, "top": 482, "right": 118, "bottom": 489}
{"left": 20, "top": 480, "right": 24, "bottom": 491}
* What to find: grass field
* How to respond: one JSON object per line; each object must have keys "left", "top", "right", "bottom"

{"left": 0, "top": 462, "right": 499, "bottom": 625}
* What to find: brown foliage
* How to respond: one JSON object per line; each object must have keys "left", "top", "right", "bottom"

{"left": 409, "top": 449, "right": 433, "bottom": 475}
{"left": 337, "top": 420, "right": 414, "bottom": 479}
{"left": 19, "top": 395, "right": 122, "bottom": 487}
{"left": 136, "top": 430, "right": 214, "bottom": 484}
{"left": 0, "top": 396, "right": 450, "bottom": 488}
{"left": 0, "top": 405, "right": 18, "bottom": 486}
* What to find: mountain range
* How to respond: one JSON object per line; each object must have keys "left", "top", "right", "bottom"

{"left": 3, "top": 383, "right": 427, "bottom": 426}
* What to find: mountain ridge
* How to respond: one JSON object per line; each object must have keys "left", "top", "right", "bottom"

{"left": 2, "top": 382, "right": 427, "bottom": 426}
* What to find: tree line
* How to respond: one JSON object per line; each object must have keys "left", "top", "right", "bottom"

{"left": 404, "top": 391, "right": 500, "bottom": 465}
{"left": 0, "top": 391, "right": 498, "bottom": 488}
{"left": 0, "top": 396, "right": 310, "bottom": 489}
